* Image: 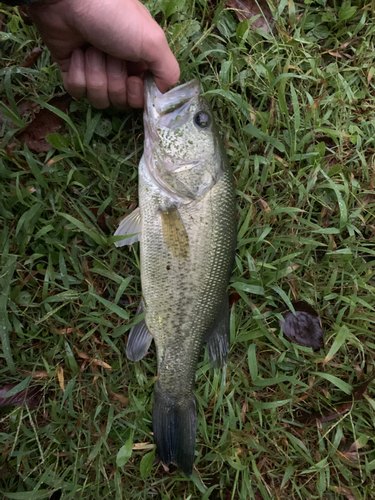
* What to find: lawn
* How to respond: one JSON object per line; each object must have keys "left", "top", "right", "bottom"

{"left": 1, "top": 0, "right": 375, "bottom": 498}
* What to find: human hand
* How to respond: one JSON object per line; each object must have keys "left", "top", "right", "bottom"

{"left": 27, "top": 0, "right": 180, "bottom": 109}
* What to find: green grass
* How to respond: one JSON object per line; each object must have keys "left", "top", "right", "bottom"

{"left": 1, "top": 0, "right": 375, "bottom": 498}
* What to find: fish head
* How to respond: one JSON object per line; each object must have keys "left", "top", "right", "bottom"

{"left": 144, "top": 77, "right": 224, "bottom": 202}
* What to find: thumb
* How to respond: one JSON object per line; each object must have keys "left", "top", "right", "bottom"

{"left": 139, "top": 24, "right": 180, "bottom": 93}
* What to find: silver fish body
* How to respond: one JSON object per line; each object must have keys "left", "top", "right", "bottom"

{"left": 115, "top": 78, "right": 236, "bottom": 475}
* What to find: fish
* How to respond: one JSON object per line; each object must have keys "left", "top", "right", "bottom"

{"left": 114, "top": 77, "right": 237, "bottom": 475}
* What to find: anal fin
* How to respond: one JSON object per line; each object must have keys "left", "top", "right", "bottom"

{"left": 114, "top": 207, "right": 141, "bottom": 247}
{"left": 204, "top": 295, "right": 230, "bottom": 369}
{"left": 126, "top": 300, "right": 153, "bottom": 361}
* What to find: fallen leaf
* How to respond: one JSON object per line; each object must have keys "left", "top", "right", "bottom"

{"left": 57, "top": 366, "right": 65, "bottom": 392}
{"left": 289, "top": 278, "right": 298, "bottom": 301}
{"left": 111, "top": 392, "right": 128, "bottom": 404}
{"left": 132, "top": 442, "right": 153, "bottom": 450}
{"left": 89, "top": 207, "right": 111, "bottom": 234}
{"left": 241, "top": 401, "right": 247, "bottom": 423}
{"left": 368, "top": 67, "right": 375, "bottom": 86}
{"left": 226, "top": 0, "right": 273, "bottom": 32}
{"left": 229, "top": 289, "right": 241, "bottom": 307}
{"left": 307, "top": 92, "right": 327, "bottom": 113}
{"left": 331, "top": 486, "right": 355, "bottom": 500}
{"left": 258, "top": 198, "right": 271, "bottom": 213}
{"left": 328, "top": 51, "right": 344, "bottom": 58}
{"left": 74, "top": 347, "right": 90, "bottom": 360}
{"left": 0, "top": 384, "right": 43, "bottom": 409}
{"left": 20, "top": 370, "right": 49, "bottom": 378}
{"left": 92, "top": 359, "right": 112, "bottom": 370}
{"left": 53, "top": 327, "right": 77, "bottom": 335}
{"left": 21, "top": 47, "right": 43, "bottom": 68}
{"left": 298, "top": 372, "right": 375, "bottom": 426}
{"left": 16, "top": 94, "right": 71, "bottom": 153}
{"left": 279, "top": 301, "right": 323, "bottom": 350}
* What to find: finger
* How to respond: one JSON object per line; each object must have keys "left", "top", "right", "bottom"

{"left": 141, "top": 25, "right": 180, "bottom": 93}
{"left": 126, "top": 60, "right": 148, "bottom": 77}
{"left": 64, "top": 48, "right": 86, "bottom": 99}
{"left": 106, "top": 55, "right": 128, "bottom": 110}
{"left": 85, "top": 47, "right": 110, "bottom": 109}
{"left": 127, "top": 76, "right": 144, "bottom": 109}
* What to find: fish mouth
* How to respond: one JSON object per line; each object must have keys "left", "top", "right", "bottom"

{"left": 144, "top": 77, "right": 201, "bottom": 119}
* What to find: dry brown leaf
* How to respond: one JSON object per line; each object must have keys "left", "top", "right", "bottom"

{"left": 25, "top": 371, "right": 49, "bottom": 378}
{"left": 226, "top": 0, "right": 273, "bottom": 33}
{"left": 328, "top": 233, "right": 337, "bottom": 250}
{"left": 53, "top": 327, "right": 76, "bottom": 335}
{"left": 111, "top": 392, "right": 128, "bottom": 404}
{"left": 21, "top": 47, "right": 43, "bottom": 68}
{"left": 288, "top": 278, "right": 298, "bottom": 301}
{"left": 92, "top": 359, "right": 112, "bottom": 370}
{"left": 74, "top": 347, "right": 90, "bottom": 360}
{"left": 274, "top": 155, "right": 288, "bottom": 166}
{"left": 336, "top": 439, "right": 366, "bottom": 463}
{"left": 328, "top": 51, "right": 344, "bottom": 58}
{"left": 308, "top": 92, "right": 326, "bottom": 113}
{"left": 241, "top": 401, "right": 247, "bottom": 423}
{"left": 89, "top": 207, "right": 110, "bottom": 234}
{"left": 16, "top": 94, "right": 71, "bottom": 153}
{"left": 338, "top": 39, "right": 357, "bottom": 50}
{"left": 20, "top": 370, "right": 49, "bottom": 378}
{"left": 0, "top": 384, "right": 43, "bottom": 409}
{"left": 367, "top": 67, "right": 375, "bottom": 86}
{"left": 57, "top": 366, "right": 65, "bottom": 392}
{"left": 132, "top": 442, "right": 153, "bottom": 450}
{"left": 258, "top": 198, "right": 271, "bottom": 213}
{"left": 336, "top": 449, "right": 359, "bottom": 463}
{"left": 46, "top": 157, "right": 63, "bottom": 167}
{"left": 331, "top": 486, "right": 356, "bottom": 500}
{"left": 298, "top": 372, "right": 375, "bottom": 426}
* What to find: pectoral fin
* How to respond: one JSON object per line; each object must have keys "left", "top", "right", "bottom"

{"left": 160, "top": 207, "right": 189, "bottom": 260}
{"left": 126, "top": 300, "right": 153, "bottom": 361}
{"left": 204, "top": 295, "right": 230, "bottom": 369}
{"left": 114, "top": 208, "right": 141, "bottom": 247}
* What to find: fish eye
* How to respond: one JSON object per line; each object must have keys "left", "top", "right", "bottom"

{"left": 194, "top": 111, "right": 211, "bottom": 129}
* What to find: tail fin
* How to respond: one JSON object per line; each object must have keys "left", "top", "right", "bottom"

{"left": 153, "top": 383, "right": 197, "bottom": 476}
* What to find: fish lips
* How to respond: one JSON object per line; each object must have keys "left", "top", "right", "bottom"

{"left": 144, "top": 77, "right": 201, "bottom": 120}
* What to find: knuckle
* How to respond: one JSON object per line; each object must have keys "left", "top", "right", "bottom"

{"left": 108, "top": 82, "right": 126, "bottom": 95}
{"left": 87, "top": 80, "right": 107, "bottom": 93}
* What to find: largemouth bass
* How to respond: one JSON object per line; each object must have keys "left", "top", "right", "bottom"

{"left": 115, "top": 77, "right": 236, "bottom": 475}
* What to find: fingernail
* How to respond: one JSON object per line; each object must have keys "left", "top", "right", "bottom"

{"left": 107, "top": 57, "right": 123, "bottom": 77}
{"left": 87, "top": 48, "right": 104, "bottom": 70}
{"left": 72, "top": 49, "right": 84, "bottom": 69}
